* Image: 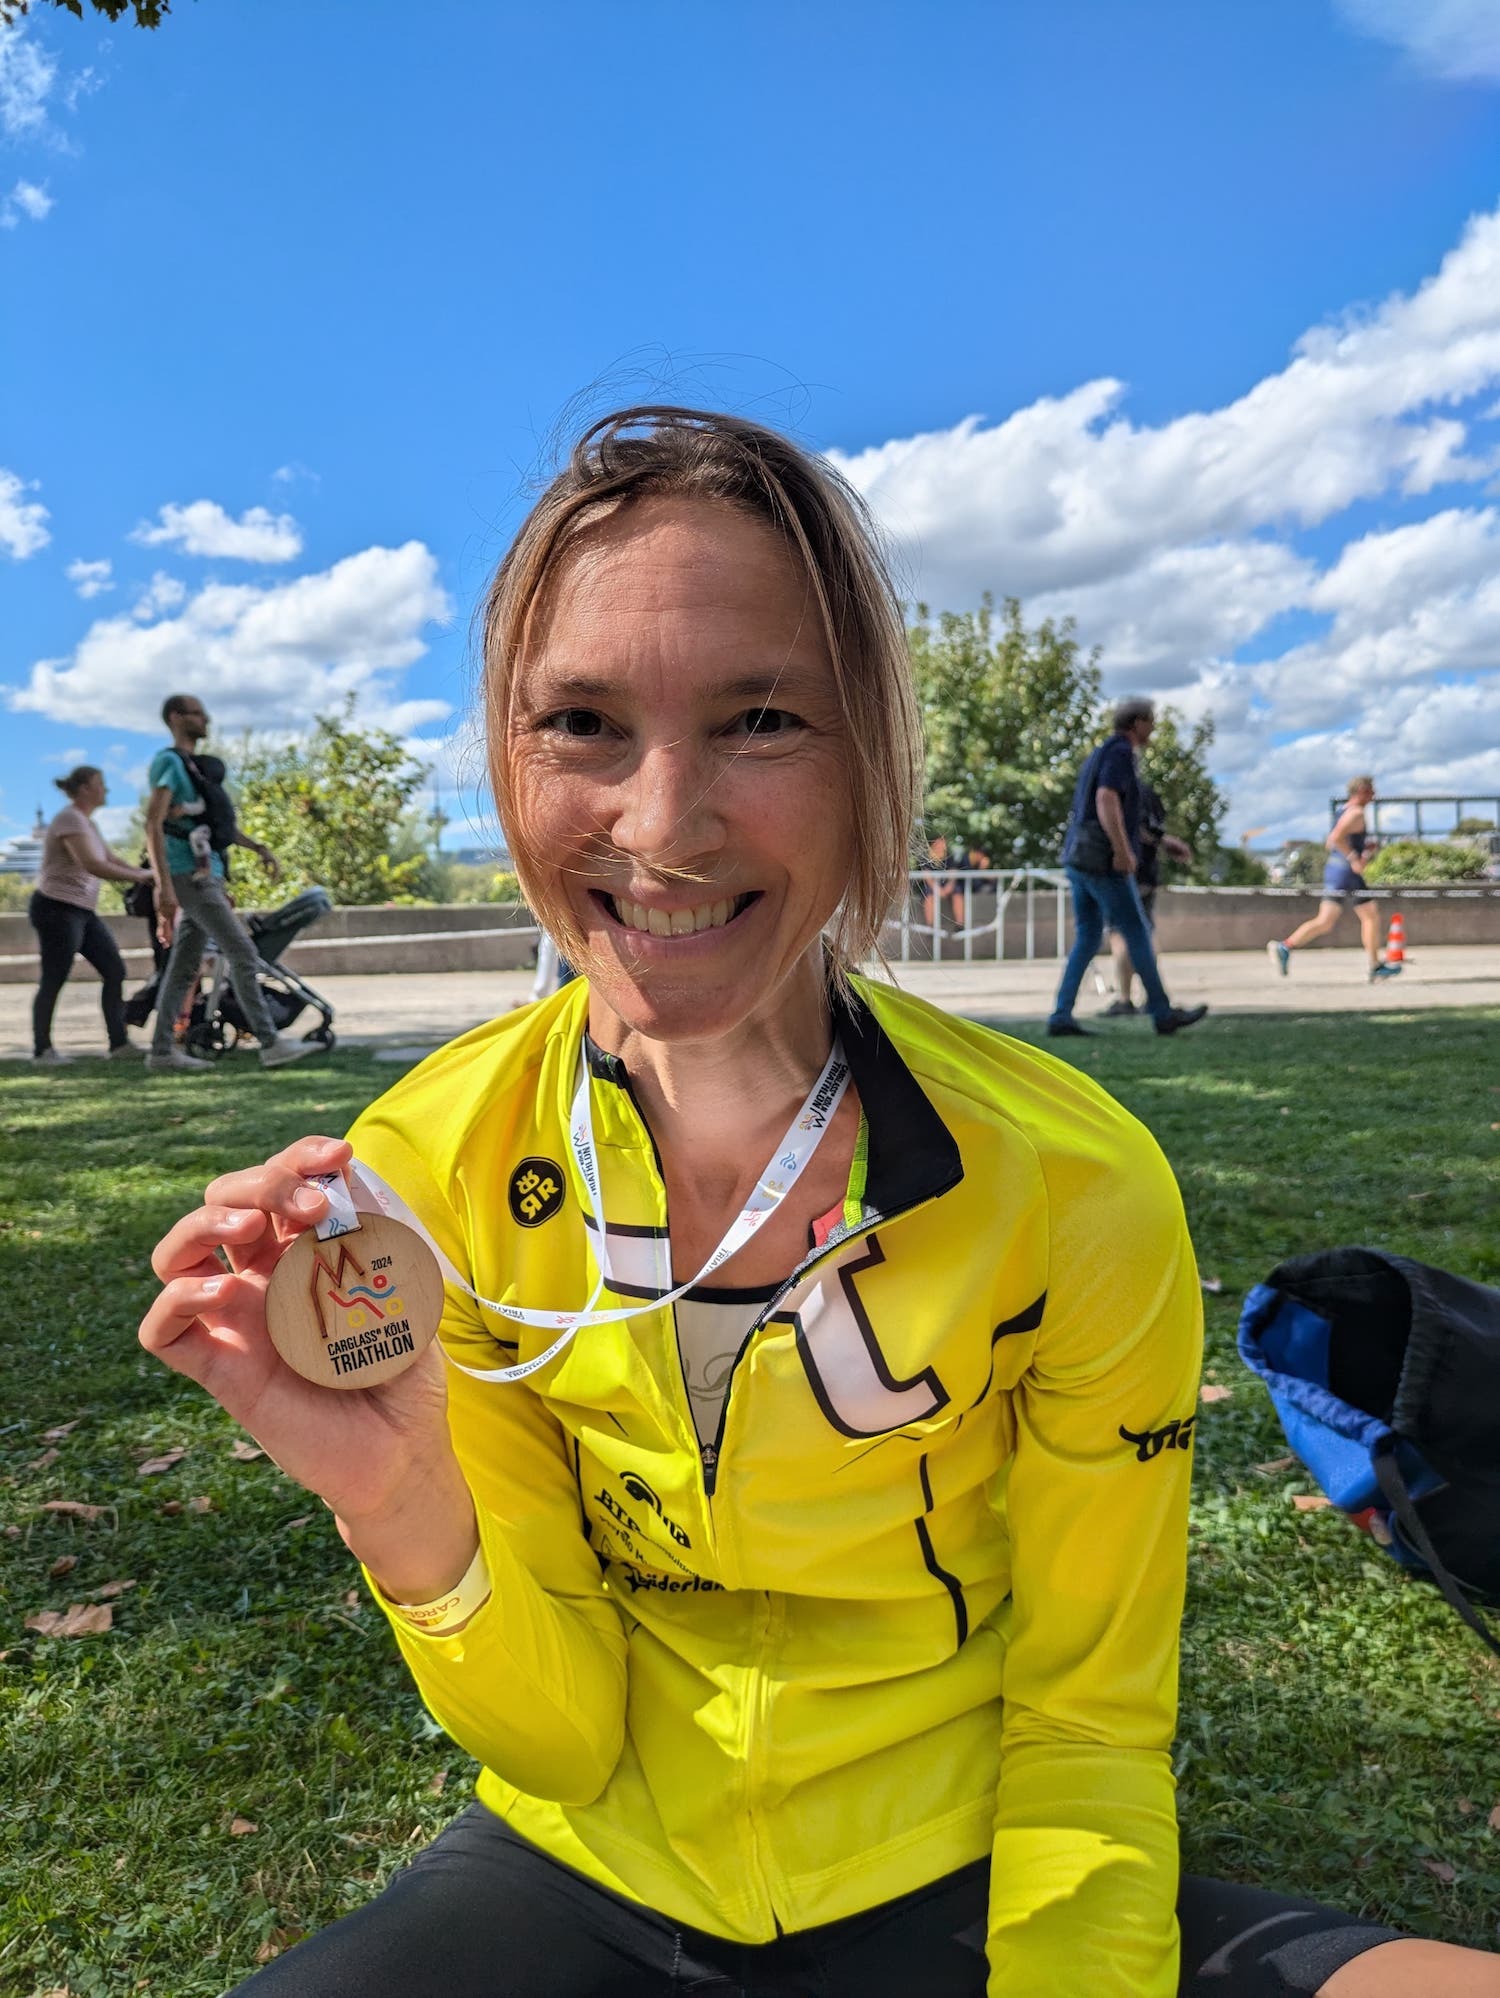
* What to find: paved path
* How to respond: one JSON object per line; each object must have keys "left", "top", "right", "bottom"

{"left": 3, "top": 945, "right": 1495, "bottom": 1062}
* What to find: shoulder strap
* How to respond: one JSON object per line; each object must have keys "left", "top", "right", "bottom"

{"left": 1373, "top": 1440, "right": 1500, "bottom": 1660}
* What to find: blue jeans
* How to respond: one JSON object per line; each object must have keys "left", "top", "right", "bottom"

{"left": 1051, "top": 867, "right": 1171, "bottom": 1023}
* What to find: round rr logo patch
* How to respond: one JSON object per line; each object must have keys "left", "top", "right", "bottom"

{"left": 509, "top": 1157, "right": 566, "bottom": 1227}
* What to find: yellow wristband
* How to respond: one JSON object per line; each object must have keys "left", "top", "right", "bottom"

{"left": 383, "top": 1543, "right": 492, "bottom": 1636}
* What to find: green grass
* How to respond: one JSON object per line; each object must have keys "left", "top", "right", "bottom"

{"left": 2, "top": 1013, "right": 1498, "bottom": 1993}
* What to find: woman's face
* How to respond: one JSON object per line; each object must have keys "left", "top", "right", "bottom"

{"left": 509, "top": 498, "right": 855, "bottom": 1043}
{"left": 79, "top": 773, "right": 106, "bottom": 813}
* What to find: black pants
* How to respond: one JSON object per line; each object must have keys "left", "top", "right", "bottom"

{"left": 28, "top": 890, "right": 127, "bottom": 1057}
{"left": 230, "top": 1804, "right": 1400, "bottom": 1997}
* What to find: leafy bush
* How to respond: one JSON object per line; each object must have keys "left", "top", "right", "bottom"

{"left": 0, "top": 872, "right": 34, "bottom": 913}
{"left": 1364, "top": 839, "right": 1490, "bottom": 885}
{"left": 425, "top": 862, "right": 522, "bottom": 904}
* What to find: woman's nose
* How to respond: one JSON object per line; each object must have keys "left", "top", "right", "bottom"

{"left": 608, "top": 739, "right": 726, "bottom": 867}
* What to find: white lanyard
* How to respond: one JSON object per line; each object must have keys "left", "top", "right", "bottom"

{"left": 340, "top": 1035, "right": 851, "bottom": 1385}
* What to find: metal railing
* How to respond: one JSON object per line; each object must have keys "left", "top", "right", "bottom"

{"left": 883, "top": 868, "right": 1071, "bottom": 964}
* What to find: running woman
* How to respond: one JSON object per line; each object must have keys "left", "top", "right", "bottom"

{"left": 1268, "top": 777, "right": 1402, "bottom": 983}
{"left": 141, "top": 411, "right": 1495, "bottom": 1997}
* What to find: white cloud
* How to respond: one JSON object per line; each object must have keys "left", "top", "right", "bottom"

{"left": 0, "top": 22, "right": 56, "bottom": 140}
{"left": 0, "top": 176, "right": 52, "bottom": 226}
{"left": 270, "top": 461, "right": 319, "bottom": 487}
{"left": 1333, "top": 0, "right": 1500, "bottom": 82}
{"left": 0, "top": 465, "right": 49, "bottom": 559}
{"left": 66, "top": 556, "right": 113, "bottom": 600}
{"left": 831, "top": 201, "right": 1500, "bottom": 840}
{"left": 131, "top": 570, "right": 185, "bottom": 620}
{"left": 6, "top": 541, "right": 454, "bottom": 738}
{"left": 130, "top": 499, "right": 304, "bottom": 563}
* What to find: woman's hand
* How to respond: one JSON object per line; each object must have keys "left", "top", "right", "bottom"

{"left": 139, "top": 1136, "right": 459, "bottom": 1528}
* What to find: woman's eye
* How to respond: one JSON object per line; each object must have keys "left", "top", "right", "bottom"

{"left": 733, "top": 707, "right": 804, "bottom": 738}
{"left": 540, "top": 709, "right": 606, "bottom": 738}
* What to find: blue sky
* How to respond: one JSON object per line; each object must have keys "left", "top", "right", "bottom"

{"left": 4, "top": 0, "right": 1500, "bottom": 852}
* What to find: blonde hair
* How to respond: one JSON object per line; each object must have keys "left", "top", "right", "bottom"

{"left": 1348, "top": 775, "right": 1375, "bottom": 797}
{"left": 480, "top": 406, "right": 922, "bottom": 983}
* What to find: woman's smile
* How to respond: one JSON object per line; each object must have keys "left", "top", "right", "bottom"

{"left": 595, "top": 889, "right": 761, "bottom": 940}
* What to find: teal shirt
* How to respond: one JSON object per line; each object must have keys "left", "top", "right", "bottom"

{"left": 148, "top": 746, "right": 225, "bottom": 879}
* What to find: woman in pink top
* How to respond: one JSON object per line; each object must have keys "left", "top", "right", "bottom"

{"left": 29, "top": 765, "right": 152, "bottom": 1065}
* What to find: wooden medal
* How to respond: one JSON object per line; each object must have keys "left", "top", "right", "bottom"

{"left": 265, "top": 1212, "right": 445, "bottom": 1390}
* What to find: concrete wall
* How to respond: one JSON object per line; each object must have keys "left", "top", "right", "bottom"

{"left": 4, "top": 883, "right": 1498, "bottom": 982}
{"left": 0, "top": 901, "right": 539, "bottom": 984}
{"left": 885, "top": 881, "right": 1500, "bottom": 961}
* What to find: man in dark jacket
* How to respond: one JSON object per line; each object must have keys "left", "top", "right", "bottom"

{"left": 1047, "top": 699, "right": 1207, "bottom": 1038}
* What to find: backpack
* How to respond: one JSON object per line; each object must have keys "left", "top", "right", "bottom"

{"left": 174, "top": 749, "right": 239, "bottom": 853}
{"left": 1238, "top": 1248, "right": 1500, "bottom": 1658}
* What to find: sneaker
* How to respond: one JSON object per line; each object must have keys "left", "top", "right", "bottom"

{"left": 1046, "top": 1018, "right": 1092, "bottom": 1038}
{"left": 1154, "top": 1004, "right": 1210, "bottom": 1036}
{"left": 30, "top": 1047, "right": 73, "bottom": 1066}
{"left": 1369, "top": 961, "right": 1403, "bottom": 982}
{"left": 145, "top": 1047, "right": 212, "bottom": 1072}
{"left": 106, "top": 1040, "right": 142, "bottom": 1059}
{"left": 259, "top": 1035, "right": 323, "bottom": 1069}
{"left": 1266, "top": 940, "right": 1290, "bottom": 977}
{"left": 1100, "top": 998, "right": 1137, "bottom": 1017}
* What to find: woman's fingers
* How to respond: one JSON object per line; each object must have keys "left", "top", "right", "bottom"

{"left": 137, "top": 1270, "right": 274, "bottom": 1402}
{"left": 202, "top": 1136, "right": 352, "bottom": 1236}
{"left": 151, "top": 1203, "right": 272, "bottom": 1283}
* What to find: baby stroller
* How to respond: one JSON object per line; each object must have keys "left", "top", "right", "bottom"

{"left": 123, "top": 884, "right": 338, "bottom": 1059}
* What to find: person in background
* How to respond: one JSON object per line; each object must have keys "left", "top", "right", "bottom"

{"left": 1267, "top": 777, "right": 1402, "bottom": 984}
{"left": 145, "top": 693, "right": 321, "bottom": 1073}
{"left": 1101, "top": 779, "right": 1193, "bottom": 1016}
{"left": 28, "top": 766, "right": 154, "bottom": 1065}
{"left": 1049, "top": 699, "right": 1207, "bottom": 1038}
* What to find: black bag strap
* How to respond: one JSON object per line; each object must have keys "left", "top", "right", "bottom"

{"left": 1373, "top": 1440, "right": 1500, "bottom": 1661}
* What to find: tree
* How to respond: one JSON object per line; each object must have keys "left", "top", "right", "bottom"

{"left": 1135, "top": 707, "right": 1229, "bottom": 883}
{"left": 226, "top": 701, "right": 435, "bottom": 906}
{"left": 0, "top": 1, "right": 171, "bottom": 25}
{"left": 1364, "top": 839, "right": 1490, "bottom": 886}
{"left": 909, "top": 597, "right": 1103, "bottom": 866}
{"left": 908, "top": 595, "right": 1229, "bottom": 873}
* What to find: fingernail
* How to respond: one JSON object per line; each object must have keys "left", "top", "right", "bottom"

{"left": 294, "top": 1186, "right": 325, "bottom": 1213}
{"left": 202, "top": 1277, "right": 223, "bottom": 1297}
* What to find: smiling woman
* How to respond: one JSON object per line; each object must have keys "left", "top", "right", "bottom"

{"left": 137, "top": 407, "right": 1500, "bottom": 1998}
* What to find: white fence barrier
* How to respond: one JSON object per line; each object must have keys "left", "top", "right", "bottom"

{"left": 884, "top": 869, "right": 1071, "bottom": 963}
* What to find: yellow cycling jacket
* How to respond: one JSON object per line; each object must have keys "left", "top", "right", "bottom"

{"left": 348, "top": 976, "right": 1203, "bottom": 1997}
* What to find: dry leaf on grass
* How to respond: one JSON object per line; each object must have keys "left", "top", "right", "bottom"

{"left": 2, "top": 1525, "right": 20, "bottom": 1540}
{"left": 137, "top": 1448, "right": 187, "bottom": 1477}
{"left": 254, "top": 1927, "right": 304, "bottom": 1963}
{"left": 1255, "top": 1455, "right": 1297, "bottom": 1474}
{"left": 28, "top": 1448, "right": 60, "bottom": 1470}
{"left": 1489, "top": 1804, "right": 1500, "bottom": 1832}
{"left": 427, "top": 1769, "right": 449, "bottom": 1796}
{"left": 1292, "top": 1494, "right": 1332, "bottom": 1512}
{"left": 188, "top": 1495, "right": 215, "bottom": 1514}
{"left": 229, "top": 1816, "right": 259, "bottom": 1836}
{"left": 1423, "top": 1858, "right": 1457, "bottom": 1885}
{"left": 284, "top": 1514, "right": 314, "bottom": 1530}
{"left": 1199, "top": 1384, "right": 1233, "bottom": 1403}
{"left": 25, "top": 1602, "right": 113, "bottom": 1638}
{"left": 159, "top": 1500, "right": 182, "bottom": 1517}
{"left": 343, "top": 1588, "right": 360, "bottom": 1608}
{"left": 93, "top": 1579, "right": 136, "bottom": 1600}
{"left": 48, "top": 1554, "right": 78, "bottom": 1579}
{"left": 229, "top": 1440, "right": 266, "bottom": 1462}
{"left": 41, "top": 1420, "right": 82, "bottom": 1441}
{"left": 39, "top": 1499, "right": 106, "bottom": 1522}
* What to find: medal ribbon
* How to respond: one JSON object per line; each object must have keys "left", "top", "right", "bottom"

{"left": 339, "top": 1036, "right": 850, "bottom": 1385}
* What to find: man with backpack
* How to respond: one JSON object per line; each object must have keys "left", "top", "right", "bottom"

{"left": 144, "top": 692, "right": 321, "bottom": 1072}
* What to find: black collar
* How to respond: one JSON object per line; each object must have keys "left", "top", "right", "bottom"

{"left": 581, "top": 984, "right": 963, "bottom": 1224}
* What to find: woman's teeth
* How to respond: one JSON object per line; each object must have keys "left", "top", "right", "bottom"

{"left": 614, "top": 896, "right": 739, "bottom": 937}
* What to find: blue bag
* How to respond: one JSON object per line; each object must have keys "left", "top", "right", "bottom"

{"left": 1239, "top": 1247, "right": 1500, "bottom": 1659}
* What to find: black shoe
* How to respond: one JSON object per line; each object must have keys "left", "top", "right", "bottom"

{"left": 1046, "top": 1018, "right": 1092, "bottom": 1037}
{"left": 1154, "top": 1004, "right": 1209, "bottom": 1036}
{"left": 1100, "top": 999, "right": 1137, "bottom": 1017}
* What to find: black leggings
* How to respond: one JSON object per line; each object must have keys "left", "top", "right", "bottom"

{"left": 28, "top": 890, "right": 127, "bottom": 1056}
{"left": 230, "top": 1803, "right": 1401, "bottom": 1996}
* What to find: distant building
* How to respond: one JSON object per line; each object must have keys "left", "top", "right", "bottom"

{"left": 0, "top": 809, "right": 47, "bottom": 878}
{"left": 446, "top": 845, "right": 510, "bottom": 868}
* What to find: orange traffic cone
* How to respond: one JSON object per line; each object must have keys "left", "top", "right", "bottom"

{"left": 1385, "top": 911, "right": 1406, "bottom": 964}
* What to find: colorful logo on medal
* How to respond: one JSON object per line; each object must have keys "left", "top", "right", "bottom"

{"left": 509, "top": 1157, "right": 565, "bottom": 1227}
{"left": 308, "top": 1240, "right": 405, "bottom": 1341}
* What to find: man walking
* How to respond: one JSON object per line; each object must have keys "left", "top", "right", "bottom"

{"left": 1048, "top": 699, "right": 1207, "bottom": 1039}
{"left": 144, "top": 693, "right": 321, "bottom": 1072}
